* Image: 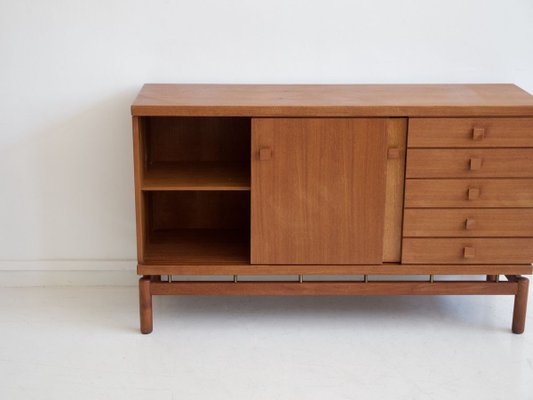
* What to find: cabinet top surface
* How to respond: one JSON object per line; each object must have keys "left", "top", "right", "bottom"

{"left": 131, "top": 84, "right": 533, "bottom": 117}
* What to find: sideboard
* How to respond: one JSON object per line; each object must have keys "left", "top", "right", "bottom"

{"left": 131, "top": 84, "right": 533, "bottom": 334}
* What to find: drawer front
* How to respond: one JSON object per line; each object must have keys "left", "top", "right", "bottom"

{"left": 406, "top": 149, "right": 533, "bottom": 178}
{"left": 408, "top": 118, "right": 533, "bottom": 148}
{"left": 404, "top": 209, "right": 533, "bottom": 237}
{"left": 402, "top": 238, "right": 533, "bottom": 264}
{"left": 405, "top": 179, "right": 533, "bottom": 208}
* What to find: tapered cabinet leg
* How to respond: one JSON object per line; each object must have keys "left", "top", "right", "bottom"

{"left": 139, "top": 276, "right": 153, "bottom": 334}
{"left": 512, "top": 277, "right": 529, "bottom": 334}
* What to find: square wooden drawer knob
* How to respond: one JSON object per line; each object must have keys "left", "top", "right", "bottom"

{"left": 463, "top": 246, "right": 476, "bottom": 259}
{"left": 465, "top": 218, "right": 476, "bottom": 230}
{"left": 472, "top": 127, "right": 485, "bottom": 141}
{"left": 387, "top": 147, "right": 401, "bottom": 159}
{"left": 468, "top": 188, "right": 480, "bottom": 200}
{"left": 259, "top": 147, "right": 272, "bottom": 161}
{"left": 469, "top": 158, "right": 482, "bottom": 171}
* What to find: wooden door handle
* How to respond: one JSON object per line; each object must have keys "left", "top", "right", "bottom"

{"left": 463, "top": 246, "right": 476, "bottom": 259}
{"left": 472, "top": 127, "right": 485, "bottom": 141}
{"left": 259, "top": 147, "right": 272, "bottom": 161}
{"left": 469, "top": 158, "right": 482, "bottom": 171}
{"left": 387, "top": 147, "right": 401, "bottom": 159}
{"left": 465, "top": 218, "right": 476, "bottom": 230}
{"left": 467, "top": 188, "right": 480, "bottom": 200}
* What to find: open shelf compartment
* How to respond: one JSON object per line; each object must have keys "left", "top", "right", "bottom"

{"left": 141, "top": 184, "right": 250, "bottom": 264}
{"left": 134, "top": 116, "right": 252, "bottom": 264}
{"left": 139, "top": 117, "right": 251, "bottom": 191}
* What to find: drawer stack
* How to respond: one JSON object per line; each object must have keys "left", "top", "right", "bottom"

{"left": 402, "top": 118, "right": 533, "bottom": 264}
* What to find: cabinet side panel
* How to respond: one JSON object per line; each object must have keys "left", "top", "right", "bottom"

{"left": 132, "top": 116, "right": 146, "bottom": 262}
{"left": 383, "top": 118, "right": 408, "bottom": 262}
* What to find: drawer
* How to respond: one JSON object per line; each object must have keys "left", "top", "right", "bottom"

{"left": 406, "top": 149, "right": 533, "bottom": 178}
{"left": 403, "top": 209, "right": 533, "bottom": 237}
{"left": 402, "top": 238, "right": 533, "bottom": 264}
{"left": 408, "top": 118, "right": 533, "bottom": 148}
{"left": 405, "top": 179, "right": 533, "bottom": 208}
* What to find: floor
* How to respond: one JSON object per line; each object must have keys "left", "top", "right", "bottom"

{"left": 0, "top": 285, "right": 532, "bottom": 400}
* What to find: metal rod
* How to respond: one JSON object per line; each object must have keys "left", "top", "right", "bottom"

{"left": 430, "top": 275, "right": 434, "bottom": 283}
{"left": 299, "top": 275, "right": 303, "bottom": 283}
{"left": 364, "top": 275, "right": 368, "bottom": 283}
{"left": 233, "top": 275, "right": 238, "bottom": 283}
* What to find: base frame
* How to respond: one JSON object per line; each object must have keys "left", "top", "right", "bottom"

{"left": 138, "top": 274, "right": 529, "bottom": 335}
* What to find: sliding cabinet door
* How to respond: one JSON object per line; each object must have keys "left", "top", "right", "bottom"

{"left": 251, "top": 118, "right": 390, "bottom": 264}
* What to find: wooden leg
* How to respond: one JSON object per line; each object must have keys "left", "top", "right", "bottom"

{"left": 486, "top": 275, "right": 497, "bottom": 282}
{"left": 511, "top": 277, "right": 529, "bottom": 334}
{"left": 139, "top": 276, "right": 153, "bottom": 334}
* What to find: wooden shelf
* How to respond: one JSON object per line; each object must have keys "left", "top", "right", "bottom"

{"left": 142, "top": 162, "right": 250, "bottom": 191}
{"left": 144, "top": 229, "right": 250, "bottom": 264}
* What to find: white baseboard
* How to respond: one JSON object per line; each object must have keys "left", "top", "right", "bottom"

{"left": 0, "top": 260, "right": 137, "bottom": 287}
{"left": 0, "top": 260, "right": 135, "bottom": 271}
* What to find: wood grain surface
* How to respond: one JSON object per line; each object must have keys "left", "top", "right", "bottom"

{"left": 142, "top": 162, "right": 250, "bottom": 191}
{"left": 131, "top": 84, "right": 533, "bottom": 117}
{"left": 405, "top": 179, "right": 533, "bottom": 208}
{"left": 402, "top": 238, "right": 533, "bottom": 264}
{"left": 137, "top": 263, "right": 532, "bottom": 276}
{"left": 149, "top": 280, "right": 518, "bottom": 296}
{"left": 403, "top": 209, "right": 533, "bottom": 237}
{"left": 408, "top": 117, "right": 533, "bottom": 147}
{"left": 383, "top": 119, "right": 408, "bottom": 262}
{"left": 406, "top": 149, "right": 533, "bottom": 178}
{"left": 251, "top": 118, "right": 388, "bottom": 264}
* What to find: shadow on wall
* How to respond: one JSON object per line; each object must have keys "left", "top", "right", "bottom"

{"left": 0, "top": 88, "right": 140, "bottom": 261}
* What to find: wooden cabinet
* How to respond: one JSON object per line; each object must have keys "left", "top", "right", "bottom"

{"left": 132, "top": 84, "right": 533, "bottom": 334}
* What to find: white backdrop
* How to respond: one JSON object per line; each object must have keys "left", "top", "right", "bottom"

{"left": 1, "top": 0, "right": 532, "bottom": 271}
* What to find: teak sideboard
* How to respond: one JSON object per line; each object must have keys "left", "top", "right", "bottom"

{"left": 131, "top": 84, "right": 533, "bottom": 334}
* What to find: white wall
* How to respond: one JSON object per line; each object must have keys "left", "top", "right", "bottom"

{"left": 1, "top": 0, "right": 533, "bottom": 270}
